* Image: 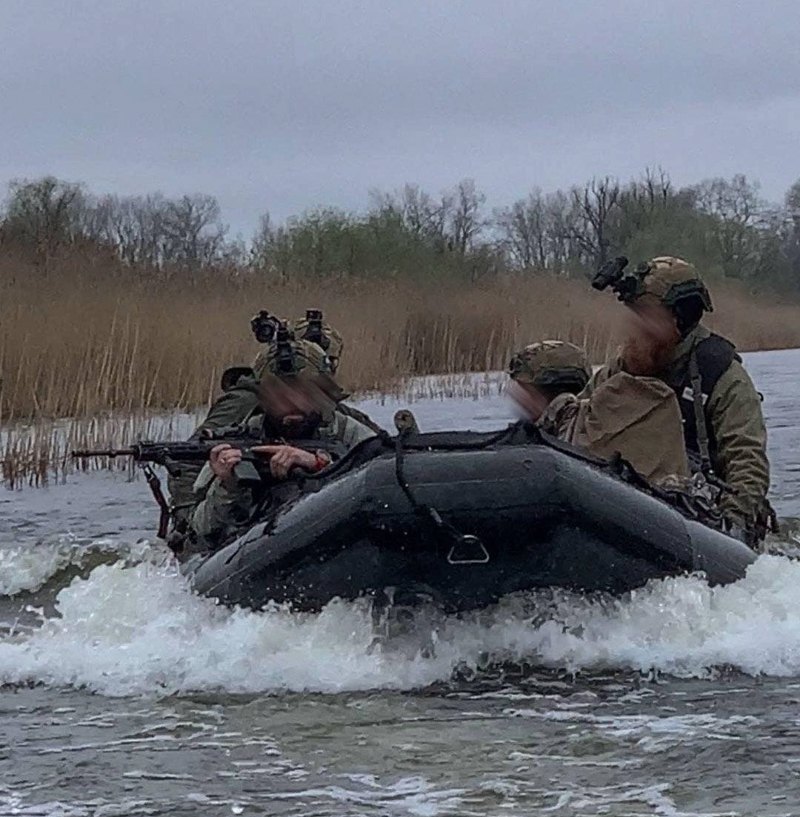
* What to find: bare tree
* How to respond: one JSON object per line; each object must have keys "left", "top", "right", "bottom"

{"left": 401, "top": 184, "right": 438, "bottom": 237}
{"left": 617, "top": 167, "right": 671, "bottom": 226}
{"left": 250, "top": 211, "right": 274, "bottom": 267}
{"left": 495, "top": 188, "right": 581, "bottom": 273}
{"left": 633, "top": 166, "right": 672, "bottom": 211}
{"left": 692, "top": 175, "right": 761, "bottom": 227}
{"left": 691, "top": 175, "right": 765, "bottom": 278}
{"left": 447, "top": 179, "right": 486, "bottom": 254}
{"left": 92, "top": 193, "right": 169, "bottom": 266}
{"left": 569, "top": 176, "right": 621, "bottom": 267}
{"left": 495, "top": 189, "right": 546, "bottom": 268}
{"left": 543, "top": 191, "right": 580, "bottom": 273}
{"left": 780, "top": 180, "right": 800, "bottom": 285}
{"left": 370, "top": 183, "right": 453, "bottom": 251}
{"left": 67, "top": 192, "right": 229, "bottom": 268}
{"left": 1, "top": 176, "right": 86, "bottom": 258}
{"left": 786, "top": 179, "right": 800, "bottom": 229}
{"left": 161, "top": 194, "right": 227, "bottom": 266}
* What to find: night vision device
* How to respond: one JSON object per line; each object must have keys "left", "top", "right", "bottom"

{"left": 251, "top": 310, "right": 281, "bottom": 344}
{"left": 274, "top": 321, "right": 299, "bottom": 374}
{"left": 299, "top": 308, "right": 330, "bottom": 351}
{"left": 591, "top": 255, "right": 651, "bottom": 303}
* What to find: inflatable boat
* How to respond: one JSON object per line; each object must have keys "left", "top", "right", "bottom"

{"left": 183, "top": 426, "right": 756, "bottom": 612}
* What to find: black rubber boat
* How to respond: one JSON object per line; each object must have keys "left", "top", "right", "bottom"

{"left": 183, "top": 428, "right": 756, "bottom": 612}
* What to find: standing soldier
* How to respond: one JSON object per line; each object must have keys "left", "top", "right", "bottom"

{"left": 588, "top": 255, "right": 771, "bottom": 544}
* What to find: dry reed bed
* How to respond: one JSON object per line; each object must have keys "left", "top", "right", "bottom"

{"left": 1, "top": 258, "right": 615, "bottom": 421}
{"left": 3, "top": 253, "right": 800, "bottom": 485}
{"left": 1, "top": 411, "right": 205, "bottom": 487}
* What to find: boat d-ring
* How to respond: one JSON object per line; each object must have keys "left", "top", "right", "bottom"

{"left": 447, "top": 534, "right": 490, "bottom": 565}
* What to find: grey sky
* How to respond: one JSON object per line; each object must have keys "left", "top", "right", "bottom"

{"left": 3, "top": 0, "right": 799, "bottom": 236}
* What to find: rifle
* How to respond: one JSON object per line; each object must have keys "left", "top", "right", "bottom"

{"left": 72, "top": 428, "right": 345, "bottom": 539}
{"left": 72, "top": 438, "right": 267, "bottom": 471}
{"left": 72, "top": 435, "right": 344, "bottom": 473}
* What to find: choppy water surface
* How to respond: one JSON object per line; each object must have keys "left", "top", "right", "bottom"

{"left": 2, "top": 350, "right": 800, "bottom": 816}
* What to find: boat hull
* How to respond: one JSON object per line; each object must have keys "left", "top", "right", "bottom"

{"left": 184, "top": 440, "right": 756, "bottom": 612}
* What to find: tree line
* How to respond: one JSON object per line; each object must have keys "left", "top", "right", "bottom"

{"left": 2, "top": 170, "right": 800, "bottom": 291}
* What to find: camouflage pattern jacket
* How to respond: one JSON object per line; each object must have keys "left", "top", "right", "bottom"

{"left": 167, "top": 374, "right": 382, "bottom": 528}
{"left": 583, "top": 324, "right": 770, "bottom": 524}
{"left": 188, "top": 409, "right": 376, "bottom": 554}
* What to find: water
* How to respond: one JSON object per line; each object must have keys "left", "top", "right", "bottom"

{"left": 2, "top": 350, "right": 800, "bottom": 816}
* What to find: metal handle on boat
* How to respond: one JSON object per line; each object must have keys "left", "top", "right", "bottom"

{"left": 447, "top": 535, "right": 490, "bottom": 565}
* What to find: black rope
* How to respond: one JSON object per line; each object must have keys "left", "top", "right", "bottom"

{"left": 393, "top": 432, "right": 470, "bottom": 544}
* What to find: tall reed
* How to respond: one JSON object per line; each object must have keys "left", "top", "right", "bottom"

{"left": 3, "top": 251, "right": 800, "bottom": 485}
{"left": 4, "top": 252, "right": 798, "bottom": 423}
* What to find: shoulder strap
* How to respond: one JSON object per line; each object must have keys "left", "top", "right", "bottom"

{"left": 677, "top": 333, "right": 737, "bottom": 469}
{"left": 338, "top": 402, "right": 386, "bottom": 434}
{"left": 688, "top": 348, "right": 713, "bottom": 474}
{"left": 690, "top": 334, "right": 737, "bottom": 395}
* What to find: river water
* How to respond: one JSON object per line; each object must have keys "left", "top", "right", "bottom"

{"left": 1, "top": 350, "right": 800, "bottom": 816}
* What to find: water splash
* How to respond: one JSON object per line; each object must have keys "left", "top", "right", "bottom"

{"left": 0, "top": 535, "right": 153, "bottom": 597}
{"left": 2, "top": 553, "right": 800, "bottom": 697}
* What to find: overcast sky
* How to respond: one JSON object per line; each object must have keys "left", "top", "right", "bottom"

{"left": 2, "top": 0, "right": 799, "bottom": 236}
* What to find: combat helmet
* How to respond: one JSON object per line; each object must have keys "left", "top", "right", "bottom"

{"left": 292, "top": 309, "right": 344, "bottom": 373}
{"left": 592, "top": 255, "right": 712, "bottom": 334}
{"left": 508, "top": 340, "right": 590, "bottom": 393}
{"left": 638, "top": 256, "right": 712, "bottom": 311}
{"left": 252, "top": 324, "right": 345, "bottom": 402}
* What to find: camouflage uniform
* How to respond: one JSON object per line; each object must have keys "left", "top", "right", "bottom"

{"left": 508, "top": 340, "right": 591, "bottom": 394}
{"left": 167, "top": 320, "right": 382, "bottom": 527}
{"left": 166, "top": 376, "right": 262, "bottom": 529}
{"left": 188, "top": 339, "right": 376, "bottom": 554}
{"left": 506, "top": 339, "right": 688, "bottom": 483}
{"left": 585, "top": 256, "right": 770, "bottom": 529}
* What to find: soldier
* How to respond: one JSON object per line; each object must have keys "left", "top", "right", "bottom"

{"left": 202, "top": 308, "right": 376, "bottom": 433}
{"left": 188, "top": 337, "right": 377, "bottom": 554}
{"left": 507, "top": 340, "right": 591, "bottom": 422}
{"left": 167, "top": 312, "right": 382, "bottom": 528}
{"left": 509, "top": 340, "right": 688, "bottom": 484}
{"left": 543, "top": 370, "right": 690, "bottom": 485}
{"left": 587, "top": 255, "right": 770, "bottom": 542}
{"left": 292, "top": 309, "right": 344, "bottom": 373}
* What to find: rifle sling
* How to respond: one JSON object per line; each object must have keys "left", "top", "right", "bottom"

{"left": 141, "top": 464, "right": 171, "bottom": 539}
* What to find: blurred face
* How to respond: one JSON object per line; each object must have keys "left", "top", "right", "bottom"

{"left": 621, "top": 300, "right": 681, "bottom": 376}
{"left": 507, "top": 380, "right": 552, "bottom": 422}
{"left": 259, "top": 377, "right": 328, "bottom": 437}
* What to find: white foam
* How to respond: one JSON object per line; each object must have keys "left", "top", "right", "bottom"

{"left": 2, "top": 554, "right": 800, "bottom": 697}
{"left": 0, "top": 536, "right": 152, "bottom": 596}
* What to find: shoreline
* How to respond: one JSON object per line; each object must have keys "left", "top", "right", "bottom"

{"left": 4, "top": 348, "right": 796, "bottom": 489}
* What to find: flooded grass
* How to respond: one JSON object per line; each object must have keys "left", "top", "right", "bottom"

{"left": 1, "top": 412, "right": 204, "bottom": 488}
{"left": 0, "top": 374, "right": 509, "bottom": 487}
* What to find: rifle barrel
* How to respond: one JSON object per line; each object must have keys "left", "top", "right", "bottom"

{"left": 71, "top": 448, "right": 136, "bottom": 458}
